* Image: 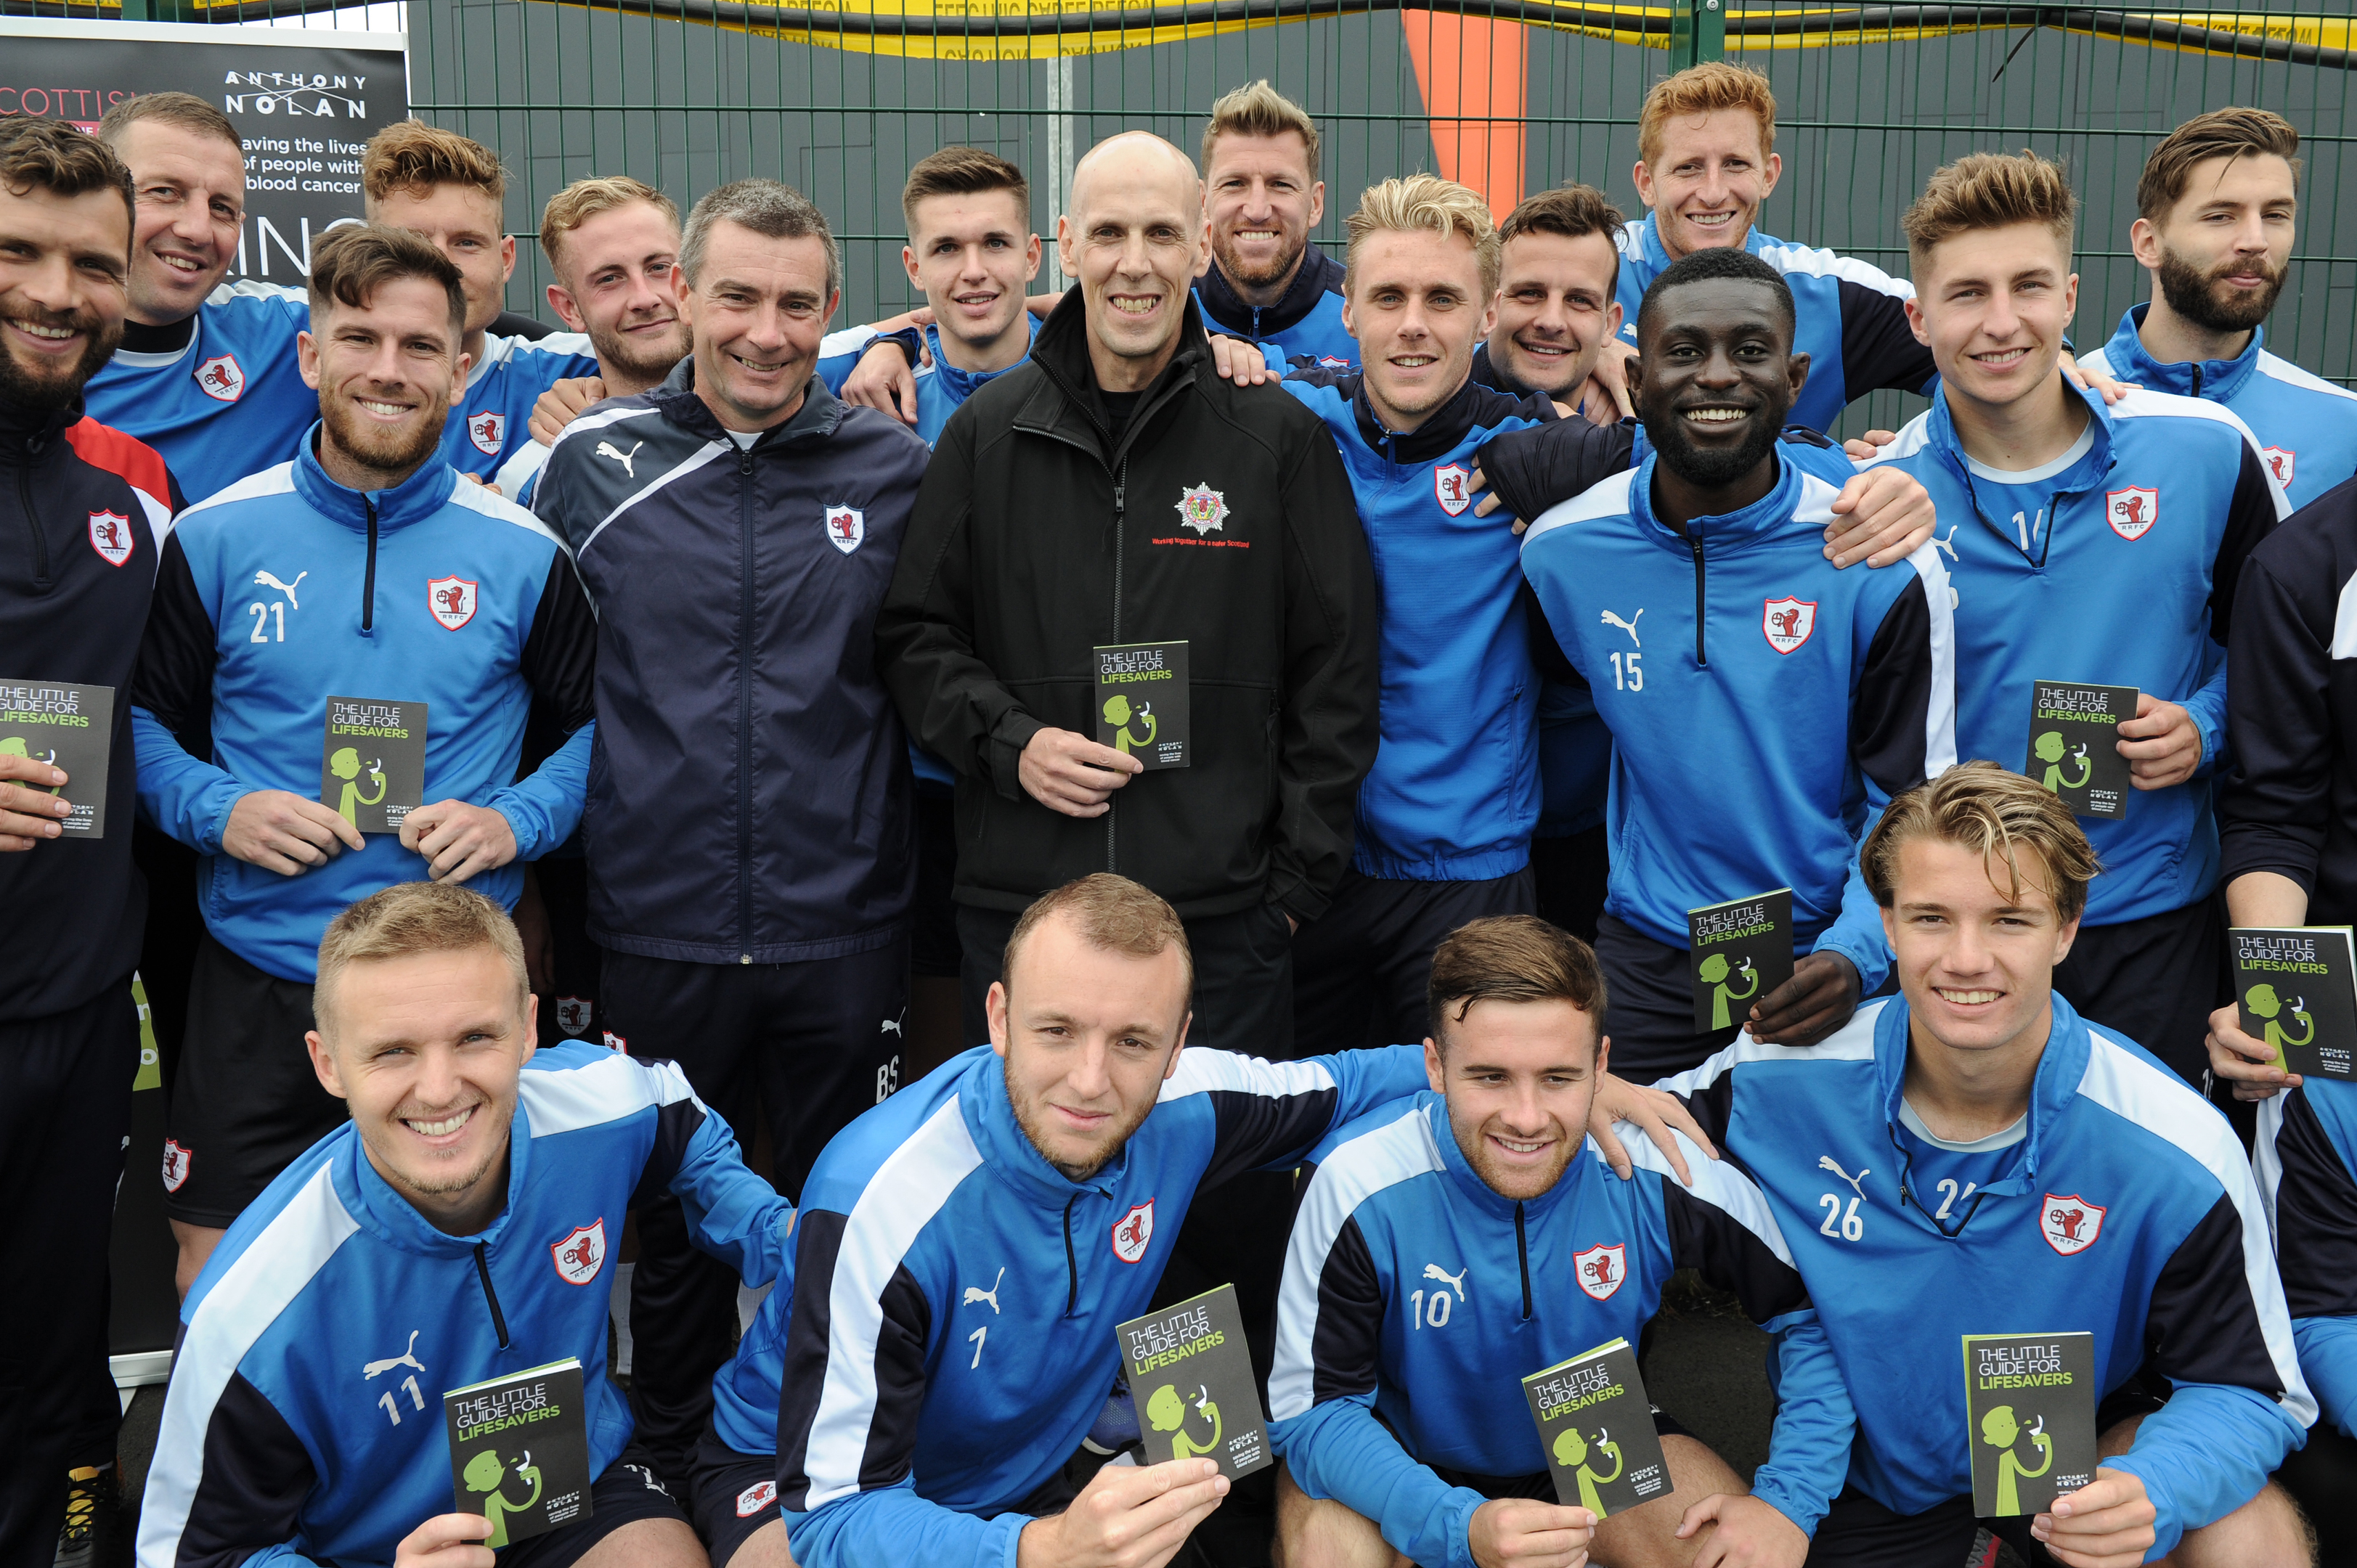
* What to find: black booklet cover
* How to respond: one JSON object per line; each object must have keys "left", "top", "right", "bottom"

{"left": 1094, "top": 642, "right": 1190, "bottom": 770}
{"left": 2232, "top": 926, "right": 2357, "bottom": 1080}
{"left": 1688, "top": 889, "right": 1794, "bottom": 1034}
{"left": 2024, "top": 682, "right": 2136, "bottom": 820}
{"left": 1522, "top": 1338, "right": 1672, "bottom": 1518}
{"left": 0, "top": 679, "right": 113, "bottom": 838}
{"left": 1115, "top": 1282, "right": 1270, "bottom": 1478}
{"left": 1962, "top": 1332, "right": 2097, "bottom": 1517}
{"left": 444, "top": 1358, "right": 593, "bottom": 1547}
{"left": 321, "top": 697, "right": 427, "bottom": 835}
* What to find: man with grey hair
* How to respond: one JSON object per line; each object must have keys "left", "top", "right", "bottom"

{"left": 531, "top": 175, "right": 931, "bottom": 1490}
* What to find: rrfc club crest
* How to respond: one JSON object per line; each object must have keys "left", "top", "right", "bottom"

{"left": 1762, "top": 596, "right": 1817, "bottom": 654}
{"left": 2041, "top": 1193, "right": 2106, "bottom": 1256}
{"left": 551, "top": 1218, "right": 608, "bottom": 1284}
{"left": 467, "top": 409, "right": 505, "bottom": 455}
{"left": 1435, "top": 463, "right": 1473, "bottom": 516}
{"left": 194, "top": 354, "right": 245, "bottom": 403}
{"left": 555, "top": 996, "right": 593, "bottom": 1036}
{"left": 428, "top": 576, "right": 479, "bottom": 631}
{"left": 1111, "top": 1199, "right": 1155, "bottom": 1263}
{"left": 1574, "top": 1242, "right": 1627, "bottom": 1300}
{"left": 2106, "top": 487, "right": 2158, "bottom": 541}
{"left": 88, "top": 510, "right": 134, "bottom": 567}
{"left": 825, "top": 505, "right": 866, "bottom": 554}
{"left": 2263, "top": 448, "right": 2296, "bottom": 491}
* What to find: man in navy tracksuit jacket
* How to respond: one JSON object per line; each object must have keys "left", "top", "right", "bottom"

{"left": 1271, "top": 919, "right": 1851, "bottom": 1568}
{"left": 2079, "top": 108, "right": 2357, "bottom": 511}
{"left": 1192, "top": 83, "right": 1356, "bottom": 369}
{"left": 530, "top": 178, "right": 932, "bottom": 1487}
{"left": 131, "top": 226, "right": 596, "bottom": 1297}
{"left": 1520, "top": 250, "right": 1957, "bottom": 1080}
{"left": 0, "top": 115, "right": 185, "bottom": 1567}
{"left": 1857, "top": 150, "right": 2288, "bottom": 1082}
{"left": 1664, "top": 764, "right": 2313, "bottom": 1565}
{"left": 136, "top": 882, "right": 794, "bottom": 1568}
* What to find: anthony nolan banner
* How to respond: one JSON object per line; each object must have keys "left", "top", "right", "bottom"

{"left": 0, "top": 17, "right": 407, "bottom": 287}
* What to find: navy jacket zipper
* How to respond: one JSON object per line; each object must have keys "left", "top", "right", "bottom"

{"left": 1063, "top": 1196, "right": 1080, "bottom": 1315}
{"left": 361, "top": 494, "right": 379, "bottom": 634}
{"left": 472, "top": 1243, "right": 511, "bottom": 1348}
{"left": 17, "top": 463, "right": 50, "bottom": 592}
{"left": 736, "top": 446, "right": 757, "bottom": 958}
{"left": 1106, "top": 457, "right": 1128, "bottom": 873}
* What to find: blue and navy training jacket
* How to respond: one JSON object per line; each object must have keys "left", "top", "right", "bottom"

{"left": 437, "top": 328, "right": 598, "bottom": 483}
{"left": 1283, "top": 368, "right": 1555, "bottom": 881}
{"left": 2082, "top": 305, "right": 2357, "bottom": 511}
{"left": 1666, "top": 995, "right": 2315, "bottom": 1556}
{"left": 760, "top": 1041, "right": 1429, "bottom": 1568}
{"left": 131, "top": 433, "right": 597, "bottom": 982}
{"left": 532, "top": 362, "right": 928, "bottom": 964}
{"left": 1518, "top": 449, "right": 1957, "bottom": 989}
{"left": 1197, "top": 245, "right": 1356, "bottom": 369}
{"left": 2259, "top": 1075, "right": 2357, "bottom": 1439}
{"left": 1270, "top": 1092, "right": 1850, "bottom": 1567}
{"left": 1612, "top": 215, "right": 1934, "bottom": 436}
{"left": 84, "top": 281, "right": 317, "bottom": 505}
{"left": 134, "top": 1040, "right": 794, "bottom": 1568}
{"left": 1861, "top": 380, "right": 2287, "bottom": 928}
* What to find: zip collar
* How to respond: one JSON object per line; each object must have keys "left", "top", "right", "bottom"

{"left": 646, "top": 354, "right": 847, "bottom": 449}
{"left": 328, "top": 1095, "right": 535, "bottom": 1259}
{"left": 1625, "top": 212, "right": 1775, "bottom": 285}
{"left": 1417, "top": 1090, "right": 1588, "bottom": 1223}
{"left": 1337, "top": 369, "right": 1553, "bottom": 467}
{"left": 1629, "top": 444, "right": 1810, "bottom": 559}
{"left": 2101, "top": 301, "right": 2261, "bottom": 404}
{"left": 958, "top": 1048, "right": 1124, "bottom": 1209}
{"left": 0, "top": 396, "right": 79, "bottom": 466}
{"left": 1196, "top": 244, "right": 1346, "bottom": 342}
{"left": 1469, "top": 340, "right": 1536, "bottom": 400}
{"left": 290, "top": 425, "right": 460, "bottom": 536}
{"left": 1869, "top": 991, "right": 2093, "bottom": 1201}
{"left": 924, "top": 316, "right": 1041, "bottom": 404}
{"left": 1918, "top": 375, "right": 2119, "bottom": 548}
{"left": 1019, "top": 288, "right": 1208, "bottom": 462}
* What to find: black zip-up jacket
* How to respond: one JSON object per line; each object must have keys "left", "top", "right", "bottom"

{"left": 1, "top": 398, "right": 182, "bottom": 1017}
{"left": 876, "top": 291, "right": 1380, "bottom": 923}
{"left": 2222, "top": 475, "right": 2357, "bottom": 923}
{"left": 533, "top": 364, "right": 930, "bottom": 963}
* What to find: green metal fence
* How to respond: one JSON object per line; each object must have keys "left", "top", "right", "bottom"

{"left": 15, "top": 0, "right": 2357, "bottom": 429}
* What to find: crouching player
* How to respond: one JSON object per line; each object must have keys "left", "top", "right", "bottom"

{"left": 1669, "top": 763, "right": 2313, "bottom": 1566}
{"left": 137, "top": 882, "right": 796, "bottom": 1568}
{"left": 1270, "top": 915, "right": 1847, "bottom": 1567}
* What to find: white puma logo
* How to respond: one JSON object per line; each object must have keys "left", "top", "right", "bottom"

{"left": 362, "top": 1328, "right": 423, "bottom": 1380}
{"left": 253, "top": 569, "right": 306, "bottom": 609}
{"left": 596, "top": 440, "right": 643, "bottom": 478}
{"left": 881, "top": 1016, "right": 904, "bottom": 1037}
{"left": 1421, "top": 1262, "right": 1467, "bottom": 1302}
{"left": 1931, "top": 524, "right": 1959, "bottom": 560}
{"left": 1816, "top": 1156, "right": 1870, "bottom": 1199}
{"left": 1600, "top": 608, "right": 1643, "bottom": 647}
{"left": 962, "top": 1267, "right": 1004, "bottom": 1314}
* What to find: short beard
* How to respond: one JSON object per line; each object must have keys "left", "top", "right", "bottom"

{"left": 1644, "top": 402, "right": 1786, "bottom": 491}
{"left": 1212, "top": 227, "right": 1305, "bottom": 293}
{"left": 319, "top": 386, "right": 446, "bottom": 486}
{"left": 2156, "top": 244, "right": 2286, "bottom": 335}
{"left": 0, "top": 307, "right": 121, "bottom": 414}
{"left": 1004, "top": 1055, "right": 1155, "bottom": 1182}
{"left": 590, "top": 317, "right": 689, "bottom": 388}
{"left": 1452, "top": 1111, "right": 1576, "bottom": 1201}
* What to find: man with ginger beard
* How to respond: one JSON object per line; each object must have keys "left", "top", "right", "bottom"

{"left": 491, "top": 176, "right": 691, "bottom": 508}
{"left": 0, "top": 115, "right": 184, "bottom": 1568}
{"left": 2079, "top": 107, "right": 2357, "bottom": 510}
{"left": 130, "top": 223, "right": 597, "bottom": 1305}
{"left": 1192, "top": 81, "right": 1359, "bottom": 369}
